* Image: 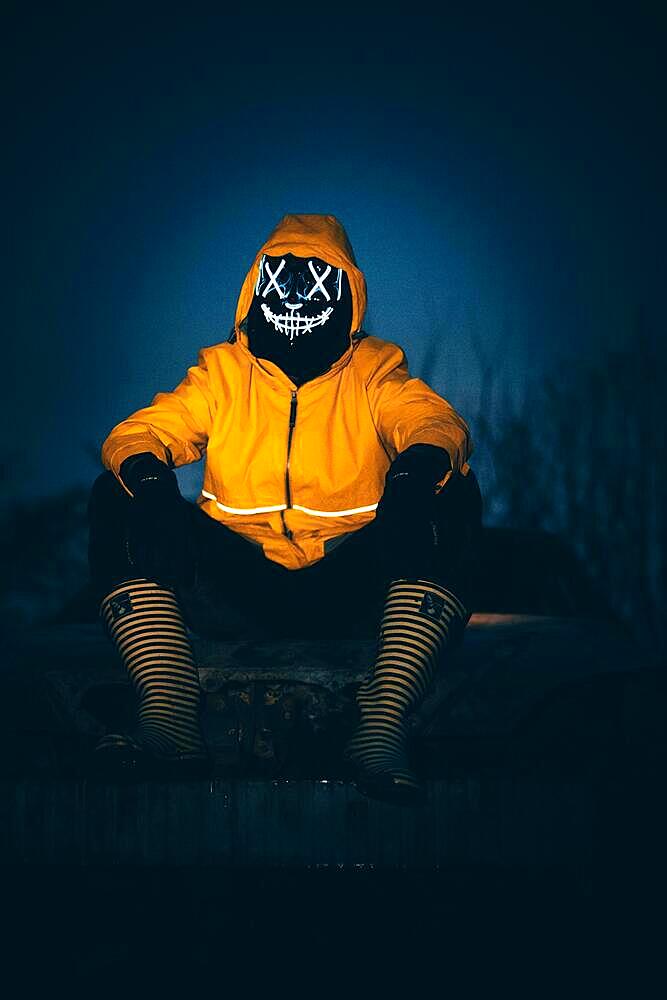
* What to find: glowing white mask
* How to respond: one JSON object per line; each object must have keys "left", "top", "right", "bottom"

{"left": 246, "top": 251, "right": 353, "bottom": 386}
{"left": 255, "top": 255, "right": 344, "bottom": 341}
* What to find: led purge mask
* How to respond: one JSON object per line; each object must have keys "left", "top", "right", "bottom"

{"left": 246, "top": 252, "right": 353, "bottom": 386}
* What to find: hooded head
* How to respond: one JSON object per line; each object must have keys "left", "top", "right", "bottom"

{"left": 235, "top": 214, "right": 367, "bottom": 386}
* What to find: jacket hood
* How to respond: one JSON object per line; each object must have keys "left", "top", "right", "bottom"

{"left": 234, "top": 214, "right": 367, "bottom": 347}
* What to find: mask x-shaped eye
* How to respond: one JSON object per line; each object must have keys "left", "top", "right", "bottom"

{"left": 306, "top": 260, "right": 332, "bottom": 301}
{"left": 255, "top": 254, "right": 343, "bottom": 304}
{"left": 260, "top": 258, "right": 287, "bottom": 298}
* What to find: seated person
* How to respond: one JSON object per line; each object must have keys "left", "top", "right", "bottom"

{"left": 88, "top": 213, "right": 483, "bottom": 803}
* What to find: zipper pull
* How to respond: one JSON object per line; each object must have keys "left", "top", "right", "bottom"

{"left": 289, "top": 390, "right": 297, "bottom": 428}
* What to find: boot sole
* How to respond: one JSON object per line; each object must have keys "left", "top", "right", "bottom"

{"left": 353, "top": 770, "right": 427, "bottom": 807}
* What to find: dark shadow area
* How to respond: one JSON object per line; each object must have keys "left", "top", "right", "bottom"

{"left": 3, "top": 865, "right": 664, "bottom": 990}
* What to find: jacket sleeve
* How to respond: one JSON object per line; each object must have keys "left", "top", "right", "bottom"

{"left": 361, "top": 340, "right": 473, "bottom": 479}
{"left": 101, "top": 348, "right": 217, "bottom": 492}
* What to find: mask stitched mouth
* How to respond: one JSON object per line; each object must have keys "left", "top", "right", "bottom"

{"left": 260, "top": 302, "right": 334, "bottom": 341}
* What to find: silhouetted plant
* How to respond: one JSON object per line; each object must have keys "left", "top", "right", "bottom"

{"left": 447, "top": 316, "right": 666, "bottom": 662}
{"left": 0, "top": 485, "right": 89, "bottom": 627}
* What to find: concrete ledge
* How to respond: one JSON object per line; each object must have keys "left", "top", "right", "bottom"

{"left": 2, "top": 614, "right": 664, "bottom": 869}
{"left": 3, "top": 774, "right": 595, "bottom": 868}
{"left": 2, "top": 612, "right": 659, "bottom": 779}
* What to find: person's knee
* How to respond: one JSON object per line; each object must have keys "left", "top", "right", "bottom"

{"left": 427, "top": 468, "right": 484, "bottom": 609}
{"left": 88, "top": 470, "right": 129, "bottom": 522}
{"left": 463, "top": 468, "right": 483, "bottom": 528}
{"left": 434, "top": 468, "right": 483, "bottom": 535}
{"left": 87, "top": 471, "right": 136, "bottom": 600}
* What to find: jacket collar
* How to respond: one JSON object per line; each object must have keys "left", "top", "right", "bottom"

{"left": 234, "top": 330, "right": 358, "bottom": 392}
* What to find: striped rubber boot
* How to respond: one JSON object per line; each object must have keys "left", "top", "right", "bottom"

{"left": 344, "top": 578, "right": 468, "bottom": 804}
{"left": 95, "top": 578, "right": 207, "bottom": 764}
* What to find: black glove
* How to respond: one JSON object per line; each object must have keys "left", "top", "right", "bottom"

{"left": 374, "top": 444, "right": 452, "bottom": 577}
{"left": 120, "top": 452, "right": 195, "bottom": 587}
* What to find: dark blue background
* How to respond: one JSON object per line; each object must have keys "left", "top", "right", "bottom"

{"left": 5, "top": 8, "right": 665, "bottom": 498}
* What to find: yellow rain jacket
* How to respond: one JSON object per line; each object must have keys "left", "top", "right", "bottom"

{"left": 102, "top": 214, "right": 473, "bottom": 570}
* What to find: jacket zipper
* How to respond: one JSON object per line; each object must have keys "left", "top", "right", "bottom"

{"left": 281, "top": 390, "right": 298, "bottom": 540}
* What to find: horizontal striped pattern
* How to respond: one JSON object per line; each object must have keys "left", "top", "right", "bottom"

{"left": 99, "top": 579, "right": 206, "bottom": 756}
{"left": 344, "top": 579, "right": 468, "bottom": 800}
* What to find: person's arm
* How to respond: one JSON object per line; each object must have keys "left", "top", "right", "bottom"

{"left": 101, "top": 348, "right": 217, "bottom": 495}
{"left": 359, "top": 338, "right": 473, "bottom": 577}
{"left": 360, "top": 338, "right": 473, "bottom": 484}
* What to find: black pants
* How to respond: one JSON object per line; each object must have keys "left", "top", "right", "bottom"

{"left": 88, "top": 469, "right": 483, "bottom": 640}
